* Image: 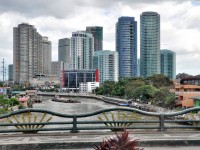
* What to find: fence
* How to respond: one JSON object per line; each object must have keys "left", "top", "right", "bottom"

{"left": 0, "top": 107, "right": 200, "bottom": 133}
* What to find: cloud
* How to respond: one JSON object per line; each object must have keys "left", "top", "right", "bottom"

{"left": 0, "top": 0, "right": 200, "bottom": 80}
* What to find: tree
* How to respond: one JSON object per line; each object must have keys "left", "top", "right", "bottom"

{"left": 164, "top": 93, "right": 176, "bottom": 109}
{"left": 95, "top": 81, "right": 115, "bottom": 95}
{"left": 145, "top": 74, "right": 173, "bottom": 88}
{"left": 124, "top": 80, "right": 145, "bottom": 99}
{"left": 152, "top": 87, "right": 168, "bottom": 106}
{"left": 0, "top": 82, "right": 3, "bottom": 87}
{"left": 132, "top": 85, "right": 157, "bottom": 103}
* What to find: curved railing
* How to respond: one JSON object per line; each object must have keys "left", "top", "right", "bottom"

{"left": 0, "top": 107, "right": 200, "bottom": 133}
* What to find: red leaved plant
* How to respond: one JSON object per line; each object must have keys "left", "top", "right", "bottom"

{"left": 94, "top": 129, "right": 143, "bottom": 150}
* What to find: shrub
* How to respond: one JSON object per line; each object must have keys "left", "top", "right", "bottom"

{"left": 94, "top": 129, "right": 143, "bottom": 150}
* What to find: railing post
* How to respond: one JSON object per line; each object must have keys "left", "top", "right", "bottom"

{"left": 159, "top": 114, "right": 165, "bottom": 131}
{"left": 71, "top": 116, "right": 79, "bottom": 133}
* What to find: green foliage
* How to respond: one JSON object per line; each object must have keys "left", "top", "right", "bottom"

{"left": 0, "top": 82, "right": 3, "bottom": 87}
{"left": 125, "top": 80, "right": 145, "bottom": 99}
{"left": 145, "top": 74, "right": 173, "bottom": 88}
{"left": 132, "top": 85, "right": 157, "bottom": 102}
{"left": 98, "top": 111, "right": 140, "bottom": 131}
{"left": 164, "top": 93, "right": 176, "bottom": 109}
{"left": 0, "top": 95, "right": 19, "bottom": 109}
{"left": 151, "top": 87, "right": 176, "bottom": 108}
{"left": 94, "top": 129, "right": 142, "bottom": 150}
{"left": 18, "top": 104, "right": 25, "bottom": 109}
{"left": 96, "top": 81, "right": 115, "bottom": 96}
{"left": 0, "top": 108, "right": 9, "bottom": 114}
{"left": 95, "top": 75, "right": 175, "bottom": 109}
{"left": 8, "top": 112, "right": 53, "bottom": 134}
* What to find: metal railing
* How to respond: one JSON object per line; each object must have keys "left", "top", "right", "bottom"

{"left": 0, "top": 107, "right": 200, "bottom": 133}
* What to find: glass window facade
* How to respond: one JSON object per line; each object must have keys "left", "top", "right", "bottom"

{"left": 116, "top": 17, "right": 137, "bottom": 78}
{"left": 140, "top": 12, "right": 160, "bottom": 78}
{"left": 63, "top": 70, "right": 96, "bottom": 89}
{"left": 160, "top": 49, "right": 176, "bottom": 79}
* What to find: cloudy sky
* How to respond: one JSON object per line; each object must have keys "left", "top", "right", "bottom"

{"left": 0, "top": 0, "right": 200, "bottom": 79}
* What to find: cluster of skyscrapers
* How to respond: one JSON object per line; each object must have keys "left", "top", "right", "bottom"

{"left": 11, "top": 11, "right": 176, "bottom": 88}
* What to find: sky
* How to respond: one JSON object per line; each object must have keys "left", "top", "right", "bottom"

{"left": 0, "top": 0, "right": 200, "bottom": 80}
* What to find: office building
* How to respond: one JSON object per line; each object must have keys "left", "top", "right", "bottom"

{"left": 8, "top": 64, "right": 13, "bottom": 81}
{"left": 86, "top": 26, "right": 103, "bottom": 51}
{"left": 42, "top": 37, "right": 52, "bottom": 75}
{"left": 140, "top": 12, "right": 160, "bottom": 77}
{"left": 58, "top": 38, "right": 70, "bottom": 70}
{"left": 13, "top": 23, "right": 51, "bottom": 84}
{"left": 116, "top": 17, "right": 137, "bottom": 78}
{"left": 62, "top": 69, "right": 98, "bottom": 92}
{"left": 160, "top": 49, "right": 176, "bottom": 80}
{"left": 51, "top": 61, "right": 61, "bottom": 76}
{"left": 93, "top": 50, "right": 118, "bottom": 84}
{"left": 70, "top": 31, "right": 94, "bottom": 70}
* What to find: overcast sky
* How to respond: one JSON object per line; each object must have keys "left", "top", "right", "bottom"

{"left": 0, "top": 0, "right": 200, "bottom": 79}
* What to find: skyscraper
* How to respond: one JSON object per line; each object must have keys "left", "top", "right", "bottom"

{"left": 93, "top": 50, "right": 118, "bottom": 84}
{"left": 70, "top": 31, "right": 94, "bottom": 69}
{"left": 42, "top": 36, "right": 52, "bottom": 75}
{"left": 140, "top": 11, "right": 160, "bottom": 78}
{"left": 86, "top": 26, "right": 103, "bottom": 51}
{"left": 13, "top": 23, "right": 51, "bottom": 84}
{"left": 116, "top": 17, "right": 137, "bottom": 78}
{"left": 160, "top": 49, "right": 176, "bottom": 80}
{"left": 8, "top": 64, "right": 13, "bottom": 81}
{"left": 58, "top": 38, "right": 70, "bottom": 70}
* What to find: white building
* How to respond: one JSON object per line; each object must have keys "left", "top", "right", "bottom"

{"left": 79, "top": 82, "right": 99, "bottom": 93}
{"left": 70, "top": 31, "right": 94, "bottom": 69}
{"left": 93, "top": 50, "right": 118, "bottom": 84}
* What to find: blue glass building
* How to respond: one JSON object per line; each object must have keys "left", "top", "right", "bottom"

{"left": 140, "top": 12, "right": 160, "bottom": 78}
{"left": 116, "top": 17, "right": 137, "bottom": 78}
{"left": 160, "top": 49, "right": 176, "bottom": 80}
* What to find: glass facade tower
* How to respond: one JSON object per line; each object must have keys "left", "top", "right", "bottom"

{"left": 58, "top": 38, "right": 70, "bottom": 70}
{"left": 86, "top": 26, "right": 103, "bottom": 51}
{"left": 160, "top": 49, "right": 176, "bottom": 80}
{"left": 93, "top": 50, "right": 118, "bottom": 84}
{"left": 116, "top": 17, "right": 137, "bottom": 78}
{"left": 140, "top": 11, "right": 160, "bottom": 77}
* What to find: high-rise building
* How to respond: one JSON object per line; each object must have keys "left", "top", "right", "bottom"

{"left": 160, "top": 49, "right": 176, "bottom": 80}
{"left": 42, "top": 36, "right": 52, "bottom": 75}
{"left": 140, "top": 11, "right": 160, "bottom": 78}
{"left": 70, "top": 31, "right": 94, "bottom": 70}
{"left": 93, "top": 50, "right": 118, "bottom": 84}
{"left": 13, "top": 23, "right": 51, "bottom": 84}
{"left": 86, "top": 26, "right": 103, "bottom": 51}
{"left": 51, "top": 61, "right": 62, "bottom": 76}
{"left": 58, "top": 38, "right": 70, "bottom": 70}
{"left": 116, "top": 17, "right": 137, "bottom": 78}
{"left": 8, "top": 64, "right": 13, "bottom": 81}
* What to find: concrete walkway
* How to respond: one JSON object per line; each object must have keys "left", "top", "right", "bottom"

{"left": 1, "top": 130, "right": 200, "bottom": 149}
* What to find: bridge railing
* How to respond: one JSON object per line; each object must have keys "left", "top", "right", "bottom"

{"left": 0, "top": 107, "right": 200, "bottom": 133}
